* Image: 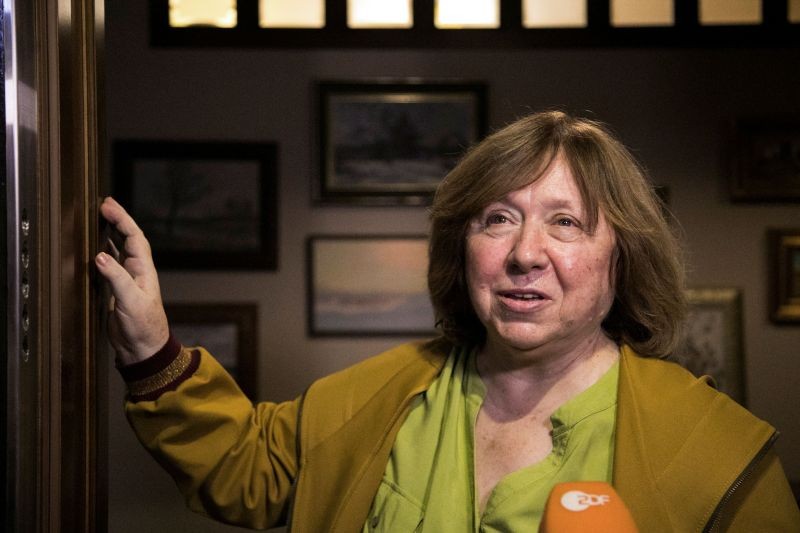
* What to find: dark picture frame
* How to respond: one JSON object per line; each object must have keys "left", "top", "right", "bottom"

{"left": 165, "top": 303, "right": 259, "bottom": 400}
{"left": 113, "top": 140, "right": 278, "bottom": 270}
{"left": 731, "top": 118, "right": 800, "bottom": 202}
{"left": 673, "top": 288, "right": 745, "bottom": 404}
{"left": 307, "top": 235, "right": 436, "bottom": 336}
{"left": 769, "top": 229, "right": 800, "bottom": 323}
{"left": 316, "top": 80, "right": 488, "bottom": 206}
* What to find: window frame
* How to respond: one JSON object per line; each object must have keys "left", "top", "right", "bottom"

{"left": 150, "top": 0, "right": 800, "bottom": 48}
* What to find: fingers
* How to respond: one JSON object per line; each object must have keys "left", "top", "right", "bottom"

{"left": 100, "top": 197, "right": 142, "bottom": 238}
{"left": 97, "top": 250, "right": 169, "bottom": 364}
{"left": 101, "top": 197, "right": 152, "bottom": 263}
{"left": 95, "top": 251, "right": 140, "bottom": 300}
{"left": 100, "top": 197, "right": 159, "bottom": 290}
{"left": 97, "top": 198, "right": 171, "bottom": 364}
{"left": 105, "top": 235, "right": 122, "bottom": 262}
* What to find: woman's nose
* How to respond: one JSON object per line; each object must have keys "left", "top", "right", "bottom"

{"left": 508, "top": 224, "right": 548, "bottom": 273}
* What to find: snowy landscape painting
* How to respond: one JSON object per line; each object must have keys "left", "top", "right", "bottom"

{"left": 318, "top": 81, "right": 487, "bottom": 205}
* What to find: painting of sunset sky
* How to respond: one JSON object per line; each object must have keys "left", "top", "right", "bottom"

{"left": 310, "top": 237, "right": 436, "bottom": 335}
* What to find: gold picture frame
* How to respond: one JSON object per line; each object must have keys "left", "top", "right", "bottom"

{"left": 673, "top": 288, "right": 745, "bottom": 404}
{"left": 769, "top": 229, "right": 800, "bottom": 323}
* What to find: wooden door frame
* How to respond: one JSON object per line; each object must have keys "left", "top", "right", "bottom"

{"left": 5, "top": 0, "right": 106, "bottom": 530}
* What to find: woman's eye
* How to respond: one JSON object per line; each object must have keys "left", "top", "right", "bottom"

{"left": 555, "top": 216, "right": 581, "bottom": 228}
{"left": 486, "top": 213, "right": 509, "bottom": 226}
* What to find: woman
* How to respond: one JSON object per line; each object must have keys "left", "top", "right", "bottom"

{"left": 96, "top": 111, "right": 799, "bottom": 532}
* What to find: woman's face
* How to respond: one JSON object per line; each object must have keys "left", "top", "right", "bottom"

{"left": 465, "top": 157, "right": 617, "bottom": 357}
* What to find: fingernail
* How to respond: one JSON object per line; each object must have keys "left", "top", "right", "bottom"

{"left": 96, "top": 252, "right": 108, "bottom": 266}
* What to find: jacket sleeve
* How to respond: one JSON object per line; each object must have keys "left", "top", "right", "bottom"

{"left": 719, "top": 449, "right": 800, "bottom": 532}
{"left": 120, "top": 337, "right": 300, "bottom": 530}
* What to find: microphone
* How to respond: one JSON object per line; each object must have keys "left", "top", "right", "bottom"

{"left": 539, "top": 481, "right": 638, "bottom": 532}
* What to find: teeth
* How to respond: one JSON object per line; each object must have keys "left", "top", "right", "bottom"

{"left": 509, "top": 293, "right": 541, "bottom": 300}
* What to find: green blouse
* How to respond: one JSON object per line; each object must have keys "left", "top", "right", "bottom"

{"left": 362, "top": 346, "right": 619, "bottom": 532}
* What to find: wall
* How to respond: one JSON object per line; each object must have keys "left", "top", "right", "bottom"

{"left": 105, "top": 3, "right": 800, "bottom": 531}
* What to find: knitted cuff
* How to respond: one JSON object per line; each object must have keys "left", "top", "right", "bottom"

{"left": 118, "top": 333, "right": 200, "bottom": 402}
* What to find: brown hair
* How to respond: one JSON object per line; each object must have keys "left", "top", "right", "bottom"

{"left": 428, "top": 110, "right": 686, "bottom": 358}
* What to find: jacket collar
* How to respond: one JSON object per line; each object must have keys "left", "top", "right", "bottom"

{"left": 614, "top": 346, "right": 776, "bottom": 532}
{"left": 292, "top": 342, "right": 447, "bottom": 533}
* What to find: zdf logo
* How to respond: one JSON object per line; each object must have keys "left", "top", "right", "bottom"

{"left": 560, "top": 490, "right": 611, "bottom": 512}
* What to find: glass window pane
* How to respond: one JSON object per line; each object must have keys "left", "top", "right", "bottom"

{"left": 523, "top": 0, "right": 587, "bottom": 28}
{"left": 260, "top": 0, "right": 325, "bottom": 28}
{"left": 611, "top": 0, "right": 674, "bottom": 27}
{"left": 699, "top": 0, "right": 761, "bottom": 25}
{"left": 790, "top": 0, "right": 800, "bottom": 23}
{"left": 348, "top": 0, "right": 413, "bottom": 28}
{"left": 435, "top": 0, "right": 500, "bottom": 29}
{"left": 169, "top": 0, "right": 237, "bottom": 28}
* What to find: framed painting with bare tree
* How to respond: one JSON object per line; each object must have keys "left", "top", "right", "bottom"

{"left": 113, "top": 140, "right": 278, "bottom": 270}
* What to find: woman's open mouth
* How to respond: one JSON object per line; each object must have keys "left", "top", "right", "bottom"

{"left": 498, "top": 289, "right": 550, "bottom": 311}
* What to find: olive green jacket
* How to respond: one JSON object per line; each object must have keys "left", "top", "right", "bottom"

{"left": 124, "top": 341, "right": 800, "bottom": 532}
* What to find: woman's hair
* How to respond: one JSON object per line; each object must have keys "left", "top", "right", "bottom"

{"left": 428, "top": 110, "right": 687, "bottom": 359}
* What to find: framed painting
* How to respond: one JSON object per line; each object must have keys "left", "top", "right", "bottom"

{"left": 113, "top": 140, "right": 279, "bottom": 270}
{"left": 307, "top": 235, "right": 436, "bottom": 336}
{"left": 165, "top": 303, "right": 258, "bottom": 400}
{"left": 316, "top": 80, "right": 488, "bottom": 206}
{"left": 673, "top": 288, "right": 745, "bottom": 404}
{"left": 731, "top": 118, "right": 800, "bottom": 201}
{"left": 769, "top": 229, "right": 800, "bottom": 323}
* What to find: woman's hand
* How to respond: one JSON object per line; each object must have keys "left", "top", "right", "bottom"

{"left": 95, "top": 197, "right": 170, "bottom": 366}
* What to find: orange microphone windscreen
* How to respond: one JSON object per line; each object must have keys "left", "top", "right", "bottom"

{"left": 539, "top": 481, "right": 639, "bottom": 532}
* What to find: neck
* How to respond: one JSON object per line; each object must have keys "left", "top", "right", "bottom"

{"left": 476, "top": 333, "right": 619, "bottom": 420}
